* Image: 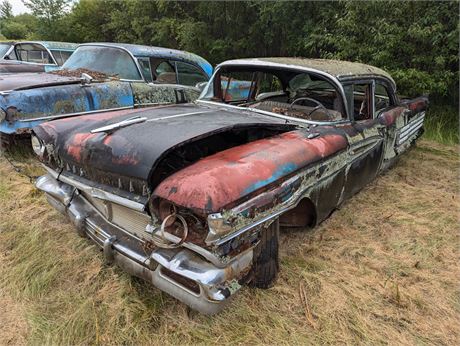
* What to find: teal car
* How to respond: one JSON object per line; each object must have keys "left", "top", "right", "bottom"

{"left": 0, "top": 41, "right": 77, "bottom": 74}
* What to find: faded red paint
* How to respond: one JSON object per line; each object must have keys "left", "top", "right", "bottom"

{"left": 408, "top": 98, "right": 427, "bottom": 112}
{"left": 153, "top": 130, "right": 347, "bottom": 213}
{"left": 380, "top": 106, "right": 406, "bottom": 126}
{"left": 65, "top": 132, "right": 99, "bottom": 161}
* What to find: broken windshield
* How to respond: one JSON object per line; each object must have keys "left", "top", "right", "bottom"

{"left": 62, "top": 45, "right": 142, "bottom": 81}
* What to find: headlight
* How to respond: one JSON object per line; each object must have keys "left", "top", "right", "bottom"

{"left": 31, "top": 135, "right": 45, "bottom": 158}
{"left": 0, "top": 109, "right": 6, "bottom": 122}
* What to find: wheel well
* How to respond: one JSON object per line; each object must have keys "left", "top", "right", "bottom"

{"left": 279, "top": 198, "right": 316, "bottom": 228}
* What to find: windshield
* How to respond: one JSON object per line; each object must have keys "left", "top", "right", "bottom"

{"left": 200, "top": 66, "right": 345, "bottom": 122}
{"left": 62, "top": 45, "right": 142, "bottom": 80}
{"left": 0, "top": 44, "right": 12, "bottom": 58}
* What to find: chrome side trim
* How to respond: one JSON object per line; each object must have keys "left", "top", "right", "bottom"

{"left": 18, "top": 106, "right": 134, "bottom": 122}
{"left": 397, "top": 112, "right": 425, "bottom": 145}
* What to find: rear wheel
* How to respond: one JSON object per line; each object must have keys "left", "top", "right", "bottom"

{"left": 249, "top": 218, "right": 279, "bottom": 289}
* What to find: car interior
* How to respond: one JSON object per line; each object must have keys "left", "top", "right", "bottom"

{"left": 207, "top": 67, "right": 347, "bottom": 122}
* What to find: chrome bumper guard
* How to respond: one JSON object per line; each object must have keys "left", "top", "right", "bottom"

{"left": 36, "top": 174, "right": 253, "bottom": 315}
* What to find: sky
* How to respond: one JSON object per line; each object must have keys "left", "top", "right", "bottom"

{"left": 10, "top": 0, "right": 30, "bottom": 15}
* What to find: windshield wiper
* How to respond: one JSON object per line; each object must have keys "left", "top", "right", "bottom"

{"left": 91, "top": 116, "right": 147, "bottom": 134}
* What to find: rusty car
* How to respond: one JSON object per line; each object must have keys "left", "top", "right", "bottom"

{"left": 0, "top": 41, "right": 77, "bottom": 74}
{"left": 0, "top": 42, "right": 212, "bottom": 141}
{"left": 32, "top": 58, "right": 427, "bottom": 314}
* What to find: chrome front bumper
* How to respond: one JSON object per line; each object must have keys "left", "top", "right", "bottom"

{"left": 36, "top": 174, "right": 253, "bottom": 315}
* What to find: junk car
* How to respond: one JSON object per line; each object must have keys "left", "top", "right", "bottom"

{"left": 33, "top": 58, "right": 427, "bottom": 314}
{"left": 0, "top": 43, "right": 212, "bottom": 140}
{"left": 0, "top": 41, "right": 77, "bottom": 74}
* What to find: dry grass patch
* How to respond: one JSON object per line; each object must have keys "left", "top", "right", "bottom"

{"left": 0, "top": 139, "right": 458, "bottom": 345}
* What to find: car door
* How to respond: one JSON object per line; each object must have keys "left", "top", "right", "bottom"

{"left": 340, "top": 79, "right": 386, "bottom": 200}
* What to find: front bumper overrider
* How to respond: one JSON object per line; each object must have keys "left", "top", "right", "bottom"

{"left": 36, "top": 174, "right": 253, "bottom": 315}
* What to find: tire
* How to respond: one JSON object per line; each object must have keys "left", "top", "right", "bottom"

{"left": 249, "top": 218, "right": 280, "bottom": 289}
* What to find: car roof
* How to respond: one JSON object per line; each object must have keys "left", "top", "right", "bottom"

{"left": 219, "top": 57, "right": 395, "bottom": 87}
{"left": 13, "top": 41, "right": 78, "bottom": 51}
{"left": 80, "top": 42, "right": 213, "bottom": 77}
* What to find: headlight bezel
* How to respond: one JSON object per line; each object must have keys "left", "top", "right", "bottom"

{"left": 31, "top": 135, "right": 46, "bottom": 158}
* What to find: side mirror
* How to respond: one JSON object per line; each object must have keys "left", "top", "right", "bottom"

{"left": 195, "top": 81, "right": 207, "bottom": 92}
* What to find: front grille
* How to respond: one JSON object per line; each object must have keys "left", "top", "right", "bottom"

{"left": 111, "top": 203, "right": 152, "bottom": 240}
{"left": 82, "top": 192, "right": 152, "bottom": 241}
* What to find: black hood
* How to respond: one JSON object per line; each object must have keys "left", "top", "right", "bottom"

{"left": 34, "top": 103, "right": 294, "bottom": 186}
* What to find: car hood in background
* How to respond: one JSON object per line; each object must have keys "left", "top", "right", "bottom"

{"left": 0, "top": 71, "right": 80, "bottom": 91}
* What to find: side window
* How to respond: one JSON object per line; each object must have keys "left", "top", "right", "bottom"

{"left": 137, "top": 57, "right": 153, "bottom": 82}
{"left": 374, "top": 82, "right": 392, "bottom": 115}
{"left": 51, "top": 50, "right": 64, "bottom": 65}
{"left": 343, "top": 82, "right": 373, "bottom": 121}
{"left": 15, "top": 43, "right": 53, "bottom": 64}
{"left": 153, "top": 60, "right": 177, "bottom": 84}
{"left": 175, "top": 61, "right": 208, "bottom": 87}
{"left": 51, "top": 50, "right": 73, "bottom": 66}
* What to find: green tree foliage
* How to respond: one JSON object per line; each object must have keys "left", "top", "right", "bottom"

{"left": 0, "top": 0, "right": 37, "bottom": 40}
{"left": 0, "top": 0, "right": 13, "bottom": 20}
{"left": 22, "top": 0, "right": 70, "bottom": 39}
{"left": 1, "top": 20, "right": 28, "bottom": 39}
{"left": 1, "top": 0, "right": 458, "bottom": 107}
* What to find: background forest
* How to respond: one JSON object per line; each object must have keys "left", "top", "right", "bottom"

{"left": 0, "top": 0, "right": 459, "bottom": 142}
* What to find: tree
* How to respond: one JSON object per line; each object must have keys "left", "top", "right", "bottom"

{"left": 0, "top": 0, "right": 12, "bottom": 20}
{"left": 22, "top": 0, "right": 69, "bottom": 22}
{"left": 22, "top": 0, "right": 70, "bottom": 39}
{"left": 2, "top": 21, "right": 28, "bottom": 39}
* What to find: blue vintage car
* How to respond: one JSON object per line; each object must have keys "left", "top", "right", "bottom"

{"left": 0, "top": 43, "right": 213, "bottom": 138}
{"left": 0, "top": 41, "right": 77, "bottom": 74}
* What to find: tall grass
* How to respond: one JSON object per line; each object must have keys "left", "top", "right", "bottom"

{"left": 424, "top": 104, "right": 459, "bottom": 145}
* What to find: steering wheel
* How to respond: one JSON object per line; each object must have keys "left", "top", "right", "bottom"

{"left": 288, "top": 97, "right": 332, "bottom": 119}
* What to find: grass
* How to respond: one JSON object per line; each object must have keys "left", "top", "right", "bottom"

{"left": 423, "top": 104, "right": 459, "bottom": 145}
{"left": 0, "top": 139, "right": 459, "bottom": 345}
